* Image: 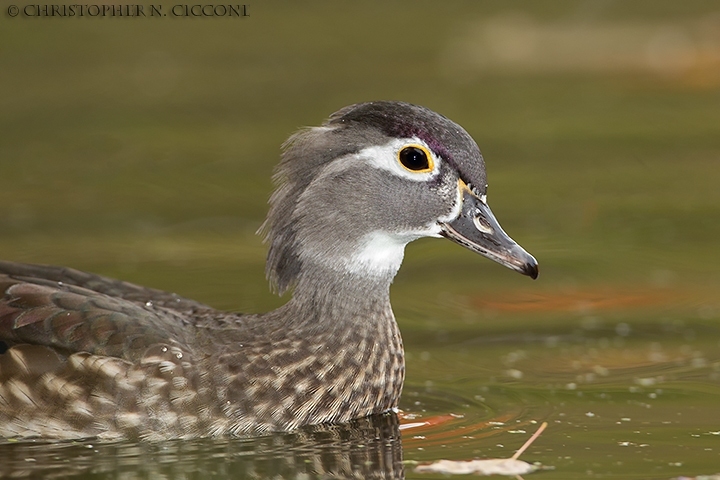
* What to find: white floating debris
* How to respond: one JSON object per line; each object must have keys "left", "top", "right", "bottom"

{"left": 416, "top": 458, "right": 537, "bottom": 476}
{"left": 416, "top": 422, "right": 549, "bottom": 476}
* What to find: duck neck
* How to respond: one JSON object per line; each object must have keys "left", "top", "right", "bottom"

{"left": 286, "top": 263, "right": 395, "bottom": 332}
{"left": 251, "top": 263, "right": 405, "bottom": 427}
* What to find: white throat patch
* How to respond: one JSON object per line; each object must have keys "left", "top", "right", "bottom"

{"left": 345, "top": 226, "right": 443, "bottom": 277}
{"left": 350, "top": 231, "right": 407, "bottom": 277}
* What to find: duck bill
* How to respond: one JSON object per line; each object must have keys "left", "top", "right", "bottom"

{"left": 439, "top": 181, "right": 538, "bottom": 279}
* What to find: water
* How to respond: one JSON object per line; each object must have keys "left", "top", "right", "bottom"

{"left": 2, "top": 1, "right": 720, "bottom": 478}
{"left": 400, "top": 314, "right": 720, "bottom": 479}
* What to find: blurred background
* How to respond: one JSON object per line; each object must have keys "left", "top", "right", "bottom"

{"left": 1, "top": 1, "right": 719, "bottom": 314}
{"left": 2, "top": 1, "right": 720, "bottom": 478}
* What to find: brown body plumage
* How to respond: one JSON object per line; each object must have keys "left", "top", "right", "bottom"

{"left": 0, "top": 262, "right": 403, "bottom": 439}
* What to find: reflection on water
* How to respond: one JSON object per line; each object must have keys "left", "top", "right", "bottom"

{"left": 0, "top": 413, "right": 403, "bottom": 479}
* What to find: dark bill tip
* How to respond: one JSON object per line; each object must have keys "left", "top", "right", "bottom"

{"left": 522, "top": 258, "right": 539, "bottom": 280}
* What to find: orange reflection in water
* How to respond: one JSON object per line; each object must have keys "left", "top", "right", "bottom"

{"left": 471, "top": 287, "right": 684, "bottom": 314}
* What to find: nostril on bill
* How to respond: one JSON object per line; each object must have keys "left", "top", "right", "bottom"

{"left": 473, "top": 215, "right": 494, "bottom": 235}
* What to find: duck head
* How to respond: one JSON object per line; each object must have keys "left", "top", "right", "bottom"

{"left": 261, "top": 101, "right": 538, "bottom": 294}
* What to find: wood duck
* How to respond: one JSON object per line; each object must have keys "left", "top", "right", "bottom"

{"left": 0, "top": 101, "right": 537, "bottom": 440}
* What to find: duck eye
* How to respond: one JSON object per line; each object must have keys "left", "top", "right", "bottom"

{"left": 398, "top": 145, "right": 433, "bottom": 173}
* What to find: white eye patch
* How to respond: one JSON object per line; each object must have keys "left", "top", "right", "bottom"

{"left": 354, "top": 137, "right": 442, "bottom": 182}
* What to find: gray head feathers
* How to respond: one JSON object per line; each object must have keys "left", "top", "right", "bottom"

{"left": 259, "top": 101, "right": 487, "bottom": 295}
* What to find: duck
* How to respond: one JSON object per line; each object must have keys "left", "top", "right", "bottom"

{"left": 0, "top": 101, "right": 537, "bottom": 440}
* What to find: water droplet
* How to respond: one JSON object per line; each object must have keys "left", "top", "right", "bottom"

{"left": 506, "top": 369, "right": 524, "bottom": 379}
{"left": 615, "top": 322, "right": 631, "bottom": 336}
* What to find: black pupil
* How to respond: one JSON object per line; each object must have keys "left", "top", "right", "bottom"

{"left": 399, "top": 147, "right": 429, "bottom": 171}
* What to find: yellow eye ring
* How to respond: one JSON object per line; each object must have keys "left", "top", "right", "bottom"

{"left": 398, "top": 144, "right": 434, "bottom": 173}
